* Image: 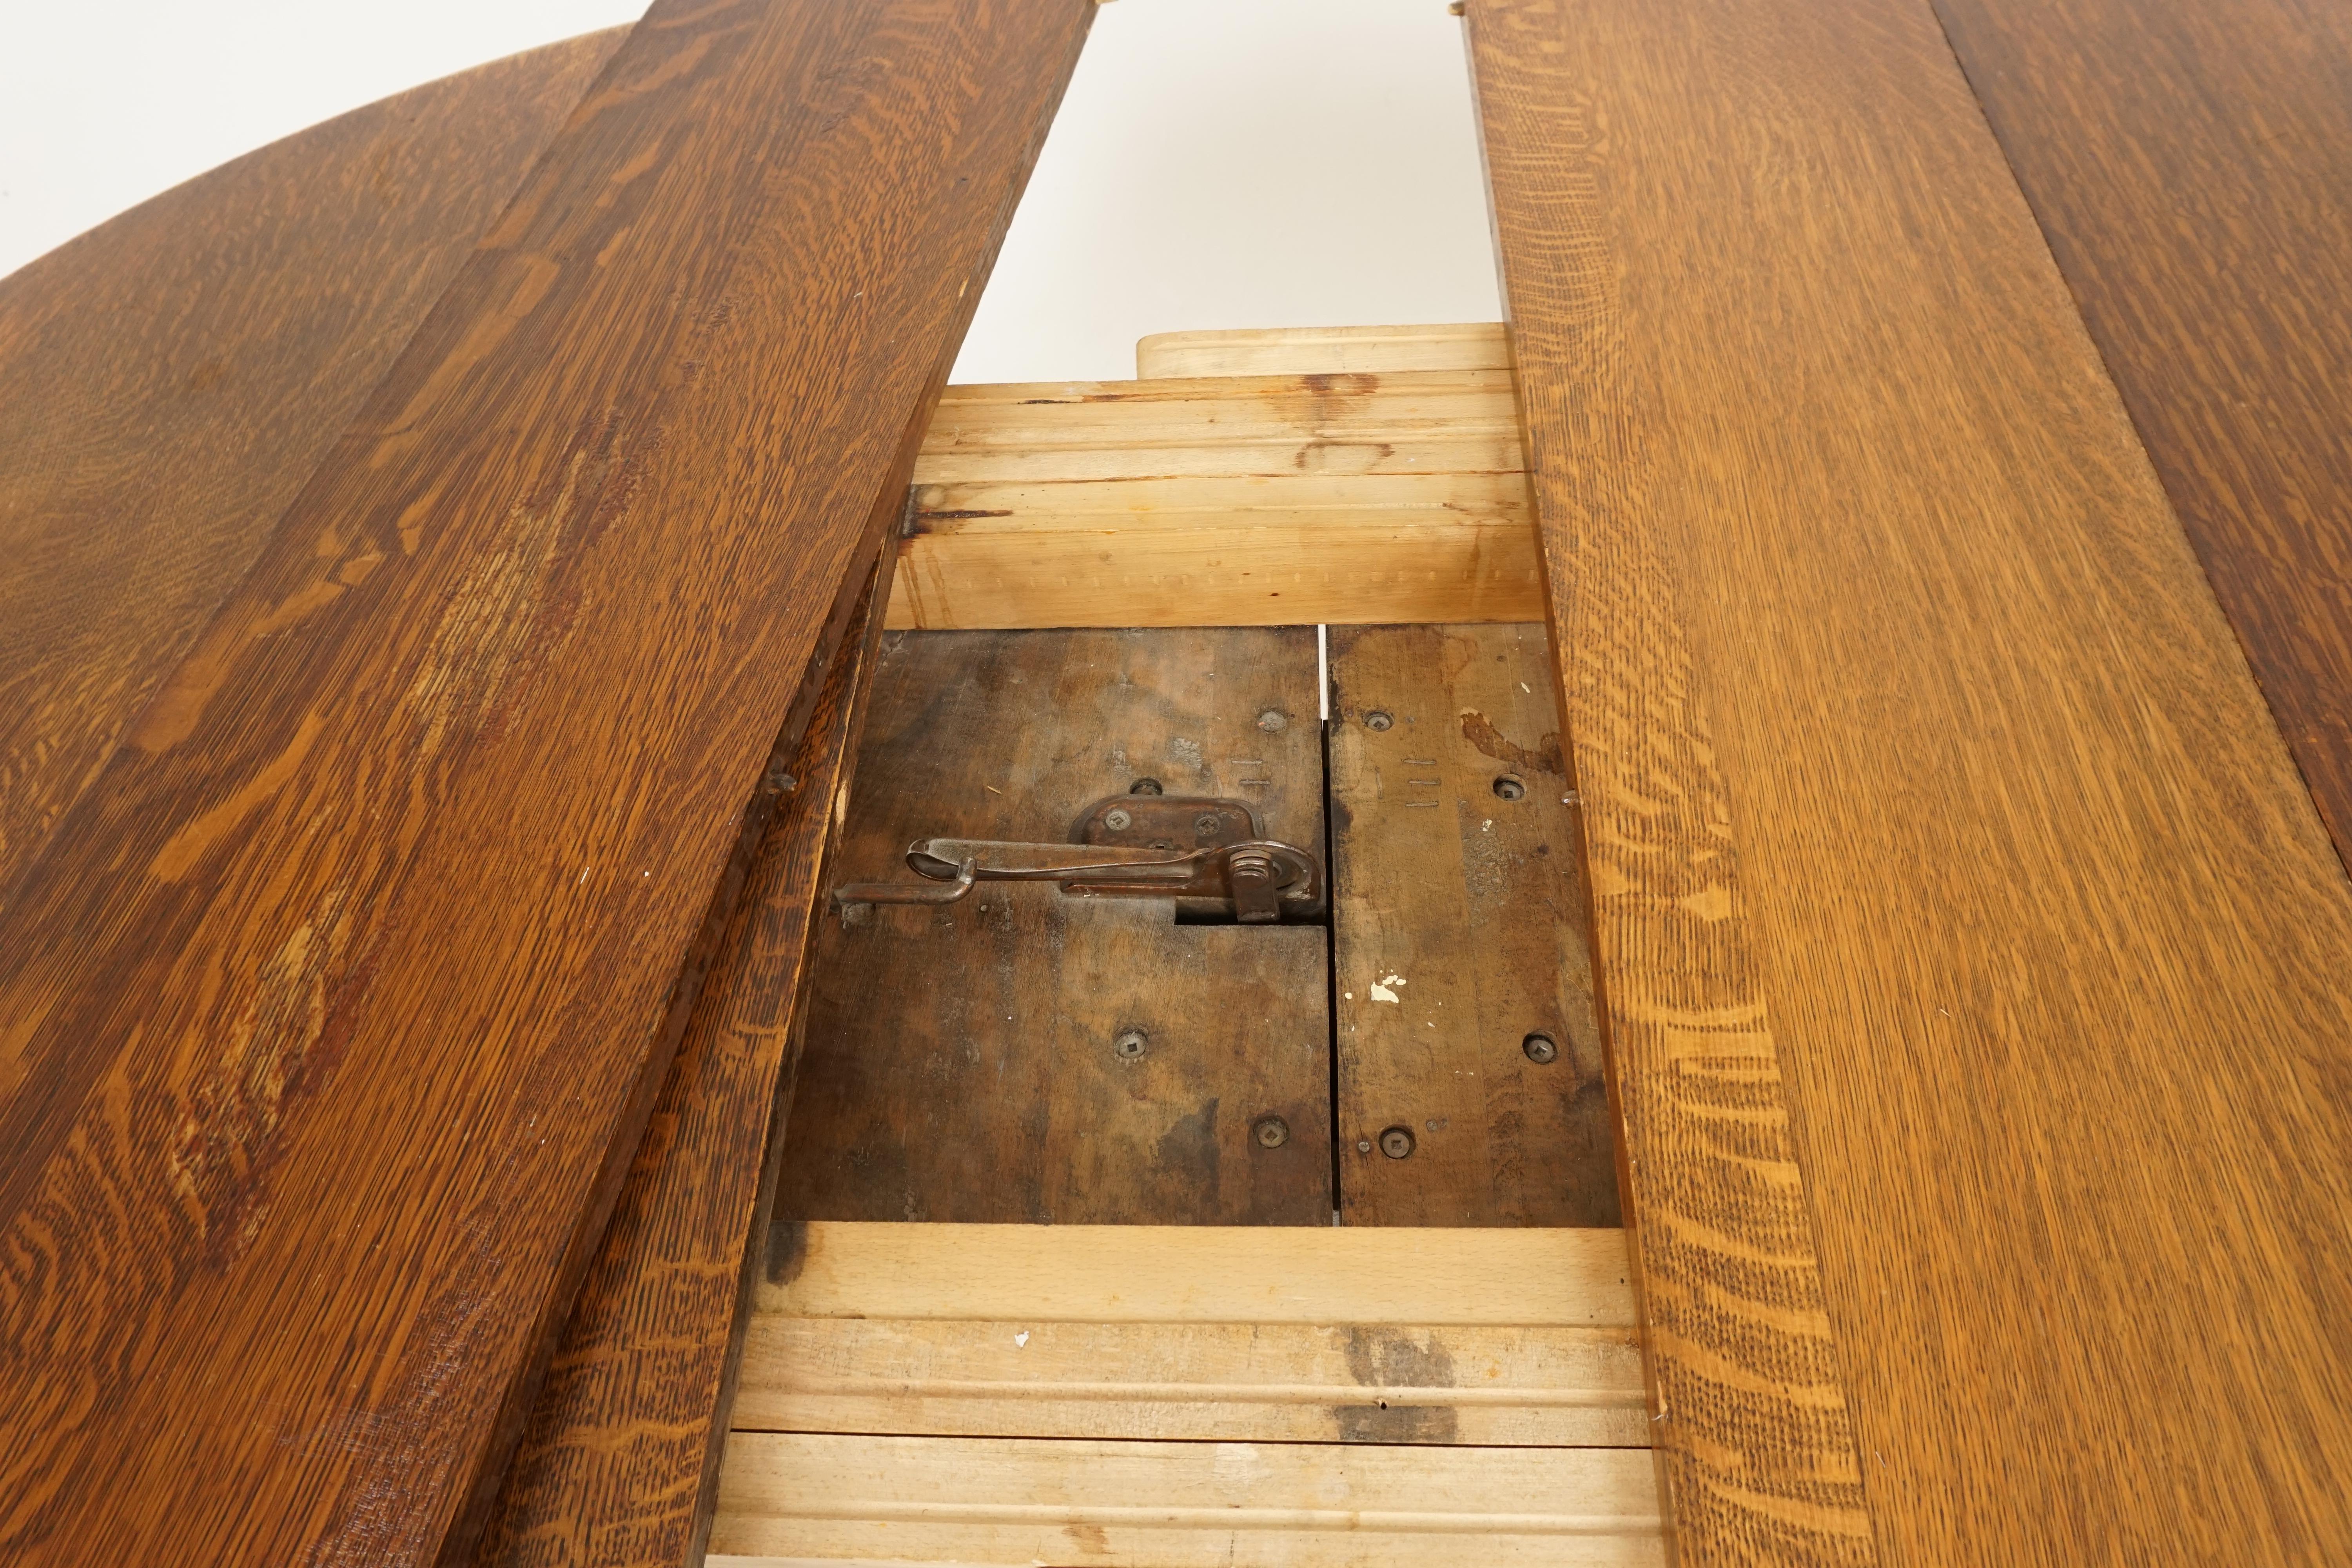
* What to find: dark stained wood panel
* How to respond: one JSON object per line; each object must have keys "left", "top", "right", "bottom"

{"left": 1327, "top": 624, "right": 1618, "bottom": 1227}
{"left": 1929, "top": 0, "right": 2352, "bottom": 869}
{"left": 1932, "top": 0, "right": 2352, "bottom": 873}
{"left": 0, "top": 1, "right": 1094, "bottom": 1562}
{"left": 1472, "top": 0, "right": 2352, "bottom": 1562}
{"left": 0, "top": 29, "right": 628, "bottom": 903}
{"left": 778, "top": 628, "right": 1332, "bottom": 1225}
{"left": 475, "top": 566, "right": 889, "bottom": 1568}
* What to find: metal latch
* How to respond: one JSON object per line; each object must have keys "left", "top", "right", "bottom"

{"left": 833, "top": 795, "right": 1323, "bottom": 923}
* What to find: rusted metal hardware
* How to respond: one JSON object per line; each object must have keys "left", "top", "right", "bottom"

{"left": 833, "top": 795, "right": 1323, "bottom": 922}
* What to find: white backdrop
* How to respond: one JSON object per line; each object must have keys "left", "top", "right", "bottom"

{"left": 0, "top": 0, "right": 1501, "bottom": 383}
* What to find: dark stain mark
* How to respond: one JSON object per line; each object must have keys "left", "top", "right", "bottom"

{"left": 911, "top": 508, "right": 1015, "bottom": 527}
{"left": 1152, "top": 1098, "right": 1220, "bottom": 1209}
{"left": 1300, "top": 372, "right": 1382, "bottom": 395}
{"left": 1335, "top": 1328, "right": 1461, "bottom": 1443}
{"left": 1459, "top": 710, "right": 1565, "bottom": 778}
{"left": 764, "top": 1217, "right": 809, "bottom": 1286}
{"left": 1063, "top": 1522, "right": 1113, "bottom": 1554}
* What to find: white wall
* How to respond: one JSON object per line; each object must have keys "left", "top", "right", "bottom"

{"left": 0, "top": 0, "right": 1502, "bottom": 383}
{"left": 952, "top": 0, "right": 1503, "bottom": 383}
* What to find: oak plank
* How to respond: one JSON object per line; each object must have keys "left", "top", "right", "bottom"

{"left": 776, "top": 628, "right": 1331, "bottom": 1225}
{"left": 1135, "top": 322, "right": 1512, "bottom": 379}
{"left": 1327, "top": 624, "right": 1618, "bottom": 1227}
{"left": 1933, "top": 0, "right": 2352, "bottom": 873}
{"left": 760, "top": 1221, "right": 1638, "bottom": 1326}
{"left": 0, "top": 2, "right": 1093, "bottom": 1563}
{"left": 0, "top": 29, "right": 627, "bottom": 902}
{"left": 708, "top": 1433, "right": 1666, "bottom": 1566}
{"left": 1473, "top": 0, "right": 2352, "bottom": 1561}
{"left": 474, "top": 566, "right": 888, "bottom": 1567}
{"left": 886, "top": 370, "right": 1541, "bottom": 628}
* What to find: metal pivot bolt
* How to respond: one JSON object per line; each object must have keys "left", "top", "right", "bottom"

{"left": 1523, "top": 1032, "right": 1559, "bottom": 1064}
{"left": 1378, "top": 1125, "right": 1416, "bottom": 1159}
{"left": 1252, "top": 1114, "right": 1290, "bottom": 1149}
{"left": 1114, "top": 1029, "right": 1149, "bottom": 1061}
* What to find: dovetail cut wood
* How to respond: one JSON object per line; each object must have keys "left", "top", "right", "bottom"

{"left": 708, "top": 1434, "right": 1666, "bottom": 1566}
{"left": 474, "top": 566, "right": 888, "bottom": 1567}
{"left": 886, "top": 370, "right": 1541, "bottom": 629}
{"left": 1135, "top": 321, "right": 1513, "bottom": 379}
{"left": 1932, "top": 0, "right": 2352, "bottom": 873}
{"left": 0, "top": 29, "right": 627, "bottom": 904}
{"left": 0, "top": 2, "right": 1093, "bottom": 1563}
{"left": 1473, "top": 0, "right": 2352, "bottom": 1561}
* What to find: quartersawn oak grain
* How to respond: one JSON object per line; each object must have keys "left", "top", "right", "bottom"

{"left": 0, "top": 28, "right": 627, "bottom": 904}
{"left": 1931, "top": 0, "right": 2352, "bottom": 872}
{"left": 474, "top": 566, "right": 888, "bottom": 1568}
{"left": 1473, "top": 0, "right": 2352, "bottom": 1561}
{"left": 0, "top": 2, "right": 1093, "bottom": 1563}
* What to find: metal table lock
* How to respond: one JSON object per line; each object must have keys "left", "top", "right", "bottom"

{"left": 833, "top": 795, "right": 1323, "bottom": 923}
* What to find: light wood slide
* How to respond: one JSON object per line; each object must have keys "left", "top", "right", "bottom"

{"left": 710, "top": 1222, "right": 1664, "bottom": 1566}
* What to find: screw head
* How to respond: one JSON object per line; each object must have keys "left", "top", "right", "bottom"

{"left": 1378, "top": 1125, "right": 1416, "bottom": 1159}
{"left": 1103, "top": 806, "right": 1133, "bottom": 831}
{"left": 1356, "top": 1139, "right": 1374, "bottom": 1154}
{"left": 1365, "top": 710, "right": 1395, "bottom": 731}
{"left": 1523, "top": 1031, "right": 1559, "bottom": 1064}
{"left": 1257, "top": 708, "right": 1288, "bottom": 733}
{"left": 1252, "top": 1114, "right": 1290, "bottom": 1149}
{"left": 1194, "top": 811, "right": 1223, "bottom": 834}
{"left": 1492, "top": 775, "right": 1526, "bottom": 801}
{"left": 1129, "top": 777, "right": 1164, "bottom": 796}
{"left": 1113, "top": 1029, "right": 1148, "bottom": 1061}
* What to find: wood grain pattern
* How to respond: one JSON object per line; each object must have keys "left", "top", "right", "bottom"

{"left": 1327, "top": 624, "right": 1618, "bottom": 1227}
{"left": 1932, "top": 0, "right": 2352, "bottom": 874}
{"left": 735, "top": 1314, "right": 1650, "bottom": 1446}
{"left": 1473, "top": 0, "right": 2352, "bottom": 1561}
{"left": 1134, "top": 322, "right": 1512, "bottom": 379}
{"left": 776, "top": 629, "right": 1330, "bottom": 1225}
{"left": 759, "top": 1221, "right": 1638, "bottom": 1326}
{"left": 708, "top": 1433, "right": 1666, "bottom": 1566}
{"left": 740, "top": 1218, "right": 1643, "bottom": 1448}
{"left": 473, "top": 566, "right": 887, "bottom": 1568}
{"left": 0, "top": 28, "right": 626, "bottom": 903}
{"left": 886, "top": 370, "right": 1540, "bottom": 629}
{"left": 0, "top": 2, "right": 1092, "bottom": 1562}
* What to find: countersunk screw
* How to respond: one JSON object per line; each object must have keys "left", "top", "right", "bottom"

{"left": 1492, "top": 775, "right": 1526, "bottom": 801}
{"left": 1378, "top": 1125, "right": 1416, "bottom": 1159}
{"left": 1365, "top": 710, "right": 1395, "bottom": 731}
{"left": 1252, "top": 1114, "right": 1290, "bottom": 1149}
{"left": 1523, "top": 1032, "right": 1560, "bottom": 1065}
{"left": 1103, "top": 807, "right": 1133, "bottom": 831}
{"left": 1113, "top": 1029, "right": 1149, "bottom": 1061}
